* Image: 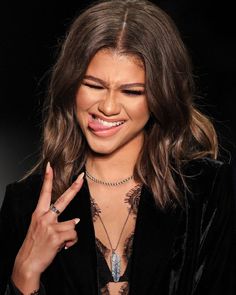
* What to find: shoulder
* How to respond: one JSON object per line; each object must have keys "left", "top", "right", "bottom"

{"left": 183, "top": 157, "right": 231, "bottom": 187}
{"left": 1, "top": 174, "right": 43, "bottom": 216}
{"left": 6, "top": 174, "right": 43, "bottom": 194}
{"left": 183, "top": 157, "right": 229, "bottom": 176}
{"left": 182, "top": 157, "right": 233, "bottom": 206}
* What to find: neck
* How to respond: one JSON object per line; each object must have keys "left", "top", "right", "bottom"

{"left": 86, "top": 135, "right": 144, "bottom": 180}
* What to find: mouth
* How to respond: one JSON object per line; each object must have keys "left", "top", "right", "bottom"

{"left": 88, "top": 114, "right": 126, "bottom": 136}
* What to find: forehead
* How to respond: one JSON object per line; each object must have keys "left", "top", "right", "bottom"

{"left": 90, "top": 48, "right": 144, "bottom": 67}
{"left": 85, "top": 49, "right": 145, "bottom": 83}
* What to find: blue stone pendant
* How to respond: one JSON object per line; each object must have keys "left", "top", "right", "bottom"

{"left": 111, "top": 251, "right": 121, "bottom": 282}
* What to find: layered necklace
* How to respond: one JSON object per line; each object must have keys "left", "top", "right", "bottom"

{"left": 85, "top": 169, "right": 137, "bottom": 282}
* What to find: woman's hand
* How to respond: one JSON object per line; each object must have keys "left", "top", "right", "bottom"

{"left": 11, "top": 162, "right": 84, "bottom": 294}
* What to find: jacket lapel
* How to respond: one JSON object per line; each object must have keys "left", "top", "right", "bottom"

{"left": 130, "top": 186, "right": 183, "bottom": 294}
{"left": 54, "top": 179, "right": 182, "bottom": 294}
{"left": 56, "top": 180, "right": 98, "bottom": 294}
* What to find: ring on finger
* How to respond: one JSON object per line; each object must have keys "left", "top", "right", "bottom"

{"left": 49, "top": 204, "right": 61, "bottom": 215}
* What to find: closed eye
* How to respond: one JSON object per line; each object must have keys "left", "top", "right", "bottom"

{"left": 83, "top": 82, "right": 103, "bottom": 89}
{"left": 82, "top": 82, "right": 144, "bottom": 96}
{"left": 122, "top": 90, "right": 145, "bottom": 96}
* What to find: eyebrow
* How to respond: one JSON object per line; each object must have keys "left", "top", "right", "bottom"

{"left": 83, "top": 75, "right": 145, "bottom": 88}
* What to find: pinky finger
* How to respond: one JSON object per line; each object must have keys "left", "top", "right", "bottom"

{"left": 64, "top": 238, "right": 78, "bottom": 250}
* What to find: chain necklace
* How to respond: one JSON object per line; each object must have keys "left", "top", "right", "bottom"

{"left": 96, "top": 204, "right": 133, "bottom": 283}
{"left": 85, "top": 169, "right": 134, "bottom": 186}
{"left": 86, "top": 169, "right": 138, "bottom": 282}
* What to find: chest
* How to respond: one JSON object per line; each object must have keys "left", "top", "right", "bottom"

{"left": 89, "top": 184, "right": 141, "bottom": 258}
{"left": 46, "top": 181, "right": 191, "bottom": 295}
{"left": 88, "top": 184, "right": 142, "bottom": 293}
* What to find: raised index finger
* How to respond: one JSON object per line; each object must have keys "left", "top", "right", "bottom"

{"left": 36, "top": 162, "right": 53, "bottom": 213}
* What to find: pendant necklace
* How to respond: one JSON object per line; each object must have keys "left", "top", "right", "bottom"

{"left": 86, "top": 169, "right": 134, "bottom": 282}
{"left": 85, "top": 169, "right": 134, "bottom": 282}
{"left": 97, "top": 206, "right": 132, "bottom": 282}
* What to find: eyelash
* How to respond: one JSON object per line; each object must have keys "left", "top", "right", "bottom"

{"left": 83, "top": 83, "right": 144, "bottom": 96}
{"left": 122, "top": 90, "right": 144, "bottom": 96}
{"left": 83, "top": 83, "right": 103, "bottom": 90}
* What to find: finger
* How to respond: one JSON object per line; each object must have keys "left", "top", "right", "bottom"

{"left": 48, "top": 172, "right": 84, "bottom": 217}
{"left": 56, "top": 229, "right": 78, "bottom": 250}
{"left": 57, "top": 242, "right": 66, "bottom": 252}
{"left": 54, "top": 218, "right": 80, "bottom": 232}
{"left": 64, "top": 238, "right": 78, "bottom": 250}
{"left": 36, "top": 162, "right": 53, "bottom": 213}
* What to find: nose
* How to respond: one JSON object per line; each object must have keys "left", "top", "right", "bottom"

{"left": 98, "top": 90, "right": 121, "bottom": 116}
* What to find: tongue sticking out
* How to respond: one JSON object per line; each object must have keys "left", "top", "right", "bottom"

{"left": 88, "top": 115, "right": 124, "bottom": 131}
{"left": 89, "top": 120, "right": 113, "bottom": 131}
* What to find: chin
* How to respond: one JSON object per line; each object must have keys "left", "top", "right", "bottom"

{"left": 88, "top": 142, "right": 119, "bottom": 155}
{"left": 84, "top": 130, "right": 145, "bottom": 156}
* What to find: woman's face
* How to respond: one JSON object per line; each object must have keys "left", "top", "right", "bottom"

{"left": 75, "top": 49, "right": 150, "bottom": 155}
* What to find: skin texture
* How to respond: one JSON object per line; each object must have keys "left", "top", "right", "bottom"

{"left": 75, "top": 49, "right": 150, "bottom": 157}
{"left": 11, "top": 163, "right": 84, "bottom": 294}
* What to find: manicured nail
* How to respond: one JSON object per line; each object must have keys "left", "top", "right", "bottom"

{"left": 75, "top": 172, "right": 84, "bottom": 183}
{"left": 46, "top": 162, "right": 51, "bottom": 174}
{"left": 74, "top": 218, "right": 80, "bottom": 225}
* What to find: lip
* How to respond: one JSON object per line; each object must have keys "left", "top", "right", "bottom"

{"left": 88, "top": 113, "right": 126, "bottom": 137}
{"left": 89, "top": 113, "right": 126, "bottom": 123}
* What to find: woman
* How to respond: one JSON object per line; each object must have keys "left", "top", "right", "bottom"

{"left": 0, "top": 0, "right": 235, "bottom": 294}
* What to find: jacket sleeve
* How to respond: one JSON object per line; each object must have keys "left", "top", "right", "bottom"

{"left": 194, "top": 163, "right": 236, "bottom": 294}
{"left": 0, "top": 184, "right": 46, "bottom": 295}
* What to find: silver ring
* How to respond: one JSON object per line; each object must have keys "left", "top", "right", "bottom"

{"left": 49, "top": 204, "right": 61, "bottom": 215}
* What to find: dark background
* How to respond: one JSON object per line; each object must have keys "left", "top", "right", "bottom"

{"left": 1, "top": 0, "right": 235, "bottom": 206}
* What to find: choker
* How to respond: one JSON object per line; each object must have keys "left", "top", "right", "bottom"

{"left": 85, "top": 170, "right": 133, "bottom": 186}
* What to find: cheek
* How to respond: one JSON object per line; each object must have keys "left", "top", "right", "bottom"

{"left": 75, "top": 87, "right": 95, "bottom": 111}
{"left": 128, "top": 99, "right": 150, "bottom": 123}
{"left": 75, "top": 88, "right": 88, "bottom": 128}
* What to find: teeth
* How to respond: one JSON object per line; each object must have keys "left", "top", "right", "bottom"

{"left": 94, "top": 117, "right": 124, "bottom": 127}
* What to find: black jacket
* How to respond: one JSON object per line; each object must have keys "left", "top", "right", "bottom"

{"left": 0, "top": 158, "right": 235, "bottom": 294}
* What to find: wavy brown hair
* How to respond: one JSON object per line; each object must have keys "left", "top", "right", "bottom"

{"left": 25, "top": 0, "right": 218, "bottom": 208}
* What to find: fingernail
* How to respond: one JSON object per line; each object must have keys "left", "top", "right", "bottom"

{"left": 74, "top": 218, "right": 80, "bottom": 225}
{"left": 74, "top": 218, "right": 80, "bottom": 224}
{"left": 75, "top": 172, "right": 84, "bottom": 183}
{"left": 46, "top": 162, "right": 51, "bottom": 174}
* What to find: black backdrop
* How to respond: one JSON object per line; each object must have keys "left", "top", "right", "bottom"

{"left": 1, "top": 0, "right": 235, "bottom": 206}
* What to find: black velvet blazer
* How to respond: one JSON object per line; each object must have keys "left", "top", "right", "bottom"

{"left": 0, "top": 158, "right": 235, "bottom": 295}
